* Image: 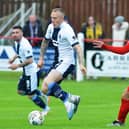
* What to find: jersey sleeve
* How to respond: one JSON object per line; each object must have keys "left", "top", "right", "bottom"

{"left": 24, "top": 45, "right": 33, "bottom": 59}
{"left": 65, "top": 27, "right": 79, "bottom": 47}
{"left": 102, "top": 41, "right": 129, "bottom": 54}
{"left": 45, "top": 24, "right": 53, "bottom": 40}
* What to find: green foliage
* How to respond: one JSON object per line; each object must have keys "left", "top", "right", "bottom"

{"left": 0, "top": 71, "right": 129, "bottom": 129}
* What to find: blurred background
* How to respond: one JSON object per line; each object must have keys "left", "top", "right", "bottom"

{"left": 0, "top": 0, "right": 129, "bottom": 80}
{"left": 0, "top": 0, "right": 128, "bottom": 39}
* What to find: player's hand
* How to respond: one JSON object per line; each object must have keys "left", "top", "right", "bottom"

{"left": 80, "top": 64, "right": 86, "bottom": 75}
{"left": 93, "top": 40, "right": 104, "bottom": 48}
{"left": 37, "top": 57, "right": 44, "bottom": 68}
{"left": 8, "top": 58, "right": 14, "bottom": 64}
{"left": 8, "top": 64, "right": 19, "bottom": 70}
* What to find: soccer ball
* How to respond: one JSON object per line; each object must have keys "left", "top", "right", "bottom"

{"left": 28, "top": 110, "right": 44, "bottom": 125}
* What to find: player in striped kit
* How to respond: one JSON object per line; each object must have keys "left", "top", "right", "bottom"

{"left": 38, "top": 8, "right": 86, "bottom": 120}
{"left": 8, "top": 26, "right": 50, "bottom": 116}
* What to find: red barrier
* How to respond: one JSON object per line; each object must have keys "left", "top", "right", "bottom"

{"left": 85, "top": 38, "right": 128, "bottom": 43}
{"left": 0, "top": 36, "right": 44, "bottom": 41}
{"left": 0, "top": 35, "right": 127, "bottom": 43}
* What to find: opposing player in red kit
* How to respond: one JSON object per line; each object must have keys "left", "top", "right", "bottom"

{"left": 92, "top": 40, "right": 129, "bottom": 126}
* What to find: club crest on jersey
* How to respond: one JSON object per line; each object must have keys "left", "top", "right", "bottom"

{"left": 72, "top": 36, "right": 76, "bottom": 40}
{"left": 27, "top": 50, "right": 30, "bottom": 53}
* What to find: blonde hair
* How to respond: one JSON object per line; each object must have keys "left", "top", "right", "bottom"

{"left": 52, "top": 8, "right": 65, "bottom": 18}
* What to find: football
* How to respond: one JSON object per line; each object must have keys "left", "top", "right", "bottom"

{"left": 28, "top": 110, "right": 44, "bottom": 125}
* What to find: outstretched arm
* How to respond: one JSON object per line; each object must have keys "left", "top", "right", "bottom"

{"left": 93, "top": 40, "right": 129, "bottom": 54}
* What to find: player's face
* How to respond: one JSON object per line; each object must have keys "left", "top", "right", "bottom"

{"left": 51, "top": 11, "right": 63, "bottom": 28}
{"left": 11, "top": 29, "right": 23, "bottom": 41}
{"left": 88, "top": 17, "right": 95, "bottom": 26}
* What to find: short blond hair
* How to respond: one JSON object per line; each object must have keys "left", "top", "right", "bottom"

{"left": 52, "top": 8, "right": 65, "bottom": 18}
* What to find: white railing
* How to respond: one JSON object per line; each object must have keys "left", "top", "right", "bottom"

{"left": 0, "top": 2, "right": 36, "bottom": 36}
{"left": 5, "top": 7, "right": 33, "bottom": 36}
{"left": 0, "top": 9, "right": 21, "bottom": 34}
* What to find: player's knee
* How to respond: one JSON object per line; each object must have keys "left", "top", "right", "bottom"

{"left": 41, "top": 81, "right": 48, "bottom": 94}
{"left": 17, "top": 90, "right": 26, "bottom": 95}
{"left": 42, "top": 84, "right": 48, "bottom": 94}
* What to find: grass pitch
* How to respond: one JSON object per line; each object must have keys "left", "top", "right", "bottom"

{"left": 0, "top": 71, "right": 129, "bottom": 129}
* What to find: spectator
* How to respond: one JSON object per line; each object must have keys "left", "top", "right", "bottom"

{"left": 23, "top": 15, "right": 44, "bottom": 47}
{"left": 112, "top": 16, "right": 129, "bottom": 47}
{"left": 112, "top": 16, "right": 129, "bottom": 79}
{"left": 81, "top": 16, "right": 105, "bottom": 79}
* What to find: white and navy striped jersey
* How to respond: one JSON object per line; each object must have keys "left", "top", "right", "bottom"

{"left": 14, "top": 37, "right": 37, "bottom": 75}
{"left": 45, "top": 22, "right": 78, "bottom": 65}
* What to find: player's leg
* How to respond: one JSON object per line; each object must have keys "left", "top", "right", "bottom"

{"left": 17, "top": 73, "right": 50, "bottom": 116}
{"left": 112, "top": 86, "right": 129, "bottom": 126}
{"left": 42, "top": 70, "right": 76, "bottom": 120}
{"left": 41, "top": 62, "right": 80, "bottom": 120}
{"left": 53, "top": 62, "right": 80, "bottom": 112}
{"left": 17, "top": 75, "right": 27, "bottom": 95}
{"left": 42, "top": 69, "right": 69, "bottom": 101}
{"left": 30, "top": 72, "right": 50, "bottom": 116}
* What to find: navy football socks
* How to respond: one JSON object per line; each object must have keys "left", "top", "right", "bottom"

{"left": 47, "top": 82, "right": 68, "bottom": 102}
{"left": 31, "top": 94, "right": 46, "bottom": 109}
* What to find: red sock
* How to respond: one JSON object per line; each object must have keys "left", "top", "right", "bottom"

{"left": 117, "top": 98, "right": 129, "bottom": 123}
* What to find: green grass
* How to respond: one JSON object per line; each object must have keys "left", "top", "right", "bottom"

{"left": 0, "top": 71, "right": 129, "bottom": 129}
